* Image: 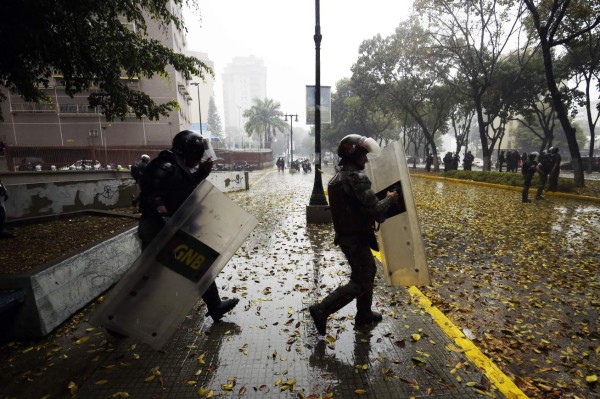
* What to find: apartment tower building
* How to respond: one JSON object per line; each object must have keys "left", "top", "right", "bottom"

{"left": 221, "top": 56, "right": 267, "bottom": 148}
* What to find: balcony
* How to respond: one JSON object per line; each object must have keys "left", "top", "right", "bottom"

{"left": 11, "top": 102, "right": 57, "bottom": 114}
{"left": 58, "top": 103, "right": 100, "bottom": 116}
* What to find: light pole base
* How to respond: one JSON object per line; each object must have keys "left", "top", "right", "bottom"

{"left": 306, "top": 205, "right": 331, "bottom": 224}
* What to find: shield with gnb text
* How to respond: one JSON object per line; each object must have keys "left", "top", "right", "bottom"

{"left": 90, "top": 180, "right": 258, "bottom": 349}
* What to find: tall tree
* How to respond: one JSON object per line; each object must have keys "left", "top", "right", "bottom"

{"left": 414, "top": 0, "right": 525, "bottom": 170}
{"left": 0, "top": 0, "right": 210, "bottom": 122}
{"left": 351, "top": 24, "right": 452, "bottom": 171}
{"left": 522, "top": 0, "right": 600, "bottom": 186}
{"left": 207, "top": 96, "right": 223, "bottom": 138}
{"left": 243, "top": 98, "right": 287, "bottom": 149}
{"left": 564, "top": 21, "right": 600, "bottom": 172}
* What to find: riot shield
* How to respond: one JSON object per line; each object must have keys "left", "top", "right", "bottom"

{"left": 365, "top": 141, "right": 430, "bottom": 287}
{"left": 90, "top": 180, "right": 258, "bottom": 349}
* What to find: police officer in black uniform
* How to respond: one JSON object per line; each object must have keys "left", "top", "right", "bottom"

{"left": 535, "top": 150, "right": 554, "bottom": 200}
{"left": 521, "top": 152, "right": 538, "bottom": 203}
{"left": 138, "top": 130, "right": 239, "bottom": 322}
{"left": 131, "top": 154, "right": 150, "bottom": 207}
{"left": 547, "top": 147, "right": 561, "bottom": 192}
{"left": 309, "top": 134, "right": 398, "bottom": 336}
{"left": 0, "top": 179, "right": 15, "bottom": 238}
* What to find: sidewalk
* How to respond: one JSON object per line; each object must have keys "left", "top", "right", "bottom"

{"left": 2, "top": 169, "right": 521, "bottom": 399}
{"left": 76, "top": 169, "right": 523, "bottom": 399}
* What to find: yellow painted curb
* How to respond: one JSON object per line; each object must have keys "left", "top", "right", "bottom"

{"left": 372, "top": 251, "right": 528, "bottom": 399}
{"left": 407, "top": 286, "right": 529, "bottom": 399}
{"left": 411, "top": 173, "right": 600, "bottom": 204}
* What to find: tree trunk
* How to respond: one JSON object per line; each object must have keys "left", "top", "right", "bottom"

{"left": 585, "top": 77, "right": 596, "bottom": 173}
{"left": 475, "top": 98, "right": 492, "bottom": 171}
{"left": 540, "top": 34, "right": 585, "bottom": 186}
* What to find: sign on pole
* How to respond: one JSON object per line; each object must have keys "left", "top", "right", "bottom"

{"left": 306, "top": 85, "right": 331, "bottom": 124}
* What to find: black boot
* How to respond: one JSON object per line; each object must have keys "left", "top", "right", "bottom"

{"left": 355, "top": 288, "right": 382, "bottom": 329}
{"left": 309, "top": 305, "right": 327, "bottom": 335}
{"left": 309, "top": 282, "right": 361, "bottom": 335}
{"left": 207, "top": 298, "right": 239, "bottom": 322}
{"left": 355, "top": 311, "right": 383, "bottom": 329}
{"left": 202, "top": 282, "right": 239, "bottom": 322}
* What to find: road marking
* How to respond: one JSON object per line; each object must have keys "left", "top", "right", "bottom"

{"left": 372, "top": 251, "right": 529, "bottom": 399}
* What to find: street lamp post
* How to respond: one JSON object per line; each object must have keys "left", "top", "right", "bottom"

{"left": 284, "top": 113, "right": 298, "bottom": 166}
{"left": 306, "top": 0, "right": 330, "bottom": 223}
{"left": 190, "top": 82, "right": 203, "bottom": 135}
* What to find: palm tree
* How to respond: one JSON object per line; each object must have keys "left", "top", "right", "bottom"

{"left": 243, "top": 98, "right": 287, "bottom": 148}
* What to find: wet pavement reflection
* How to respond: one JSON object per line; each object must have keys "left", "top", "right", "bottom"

{"left": 77, "top": 169, "right": 503, "bottom": 398}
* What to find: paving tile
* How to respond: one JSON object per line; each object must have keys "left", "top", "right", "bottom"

{"left": 77, "top": 170, "right": 502, "bottom": 399}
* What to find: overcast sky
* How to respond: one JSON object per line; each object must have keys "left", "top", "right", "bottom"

{"left": 184, "top": 0, "right": 415, "bottom": 128}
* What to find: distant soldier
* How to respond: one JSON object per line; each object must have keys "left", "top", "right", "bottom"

{"left": 498, "top": 150, "right": 506, "bottom": 172}
{"left": 443, "top": 152, "right": 453, "bottom": 172}
{"left": 131, "top": 154, "right": 150, "bottom": 207}
{"left": 521, "top": 152, "right": 538, "bottom": 203}
{"left": 507, "top": 150, "right": 519, "bottom": 173}
{"left": 425, "top": 154, "right": 433, "bottom": 172}
{"left": 452, "top": 152, "right": 460, "bottom": 170}
{"left": 463, "top": 151, "right": 474, "bottom": 170}
{"left": 131, "top": 154, "right": 150, "bottom": 183}
{"left": 535, "top": 150, "right": 554, "bottom": 200}
{"left": 547, "top": 147, "right": 561, "bottom": 192}
{"left": 0, "top": 179, "right": 15, "bottom": 238}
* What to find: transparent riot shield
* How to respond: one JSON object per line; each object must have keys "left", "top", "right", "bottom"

{"left": 365, "top": 141, "right": 430, "bottom": 287}
{"left": 90, "top": 180, "right": 258, "bottom": 349}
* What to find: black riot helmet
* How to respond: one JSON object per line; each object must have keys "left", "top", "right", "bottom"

{"left": 551, "top": 147, "right": 559, "bottom": 154}
{"left": 337, "top": 134, "right": 381, "bottom": 164}
{"left": 172, "top": 130, "right": 205, "bottom": 164}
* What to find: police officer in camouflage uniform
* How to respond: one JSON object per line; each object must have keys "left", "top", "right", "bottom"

{"left": 309, "top": 134, "right": 398, "bottom": 336}
{"left": 138, "top": 130, "right": 239, "bottom": 322}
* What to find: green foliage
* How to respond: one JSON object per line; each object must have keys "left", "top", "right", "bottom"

{"left": 0, "top": 0, "right": 210, "bottom": 121}
{"left": 242, "top": 98, "right": 287, "bottom": 148}
{"left": 444, "top": 170, "right": 577, "bottom": 192}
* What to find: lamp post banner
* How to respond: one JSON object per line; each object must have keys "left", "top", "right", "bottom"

{"left": 90, "top": 180, "right": 258, "bottom": 349}
{"left": 305, "top": 86, "right": 331, "bottom": 124}
{"left": 365, "top": 141, "right": 430, "bottom": 287}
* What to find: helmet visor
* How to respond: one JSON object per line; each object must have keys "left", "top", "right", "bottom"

{"left": 201, "top": 139, "right": 217, "bottom": 161}
{"left": 360, "top": 137, "right": 382, "bottom": 158}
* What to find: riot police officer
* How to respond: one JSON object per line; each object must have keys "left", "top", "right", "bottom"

{"left": 138, "top": 130, "right": 239, "bottom": 322}
{"left": 535, "top": 150, "right": 554, "bottom": 200}
{"left": 131, "top": 154, "right": 150, "bottom": 207}
{"left": 521, "top": 152, "right": 538, "bottom": 203}
{"left": 0, "top": 179, "right": 15, "bottom": 238}
{"left": 547, "top": 147, "right": 561, "bottom": 192}
{"left": 309, "top": 134, "right": 398, "bottom": 335}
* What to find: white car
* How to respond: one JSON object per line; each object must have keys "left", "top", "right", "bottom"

{"left": 473, "top": 158, "right": 484, "bottom": 167}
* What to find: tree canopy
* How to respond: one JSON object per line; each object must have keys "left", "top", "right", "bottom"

{"left": 0, "top": 0, "right": 210, "bottom": 121}
{"left": 242, "top": 98, "right": 287, "bottom": 149}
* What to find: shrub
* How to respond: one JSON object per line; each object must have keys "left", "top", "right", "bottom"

{"left": 443, "top": 170, "right": 576, "bottom": 193}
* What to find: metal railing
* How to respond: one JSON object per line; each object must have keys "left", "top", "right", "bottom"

{"left": 10, "top": 103, "right": 57, "bottom": 113}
